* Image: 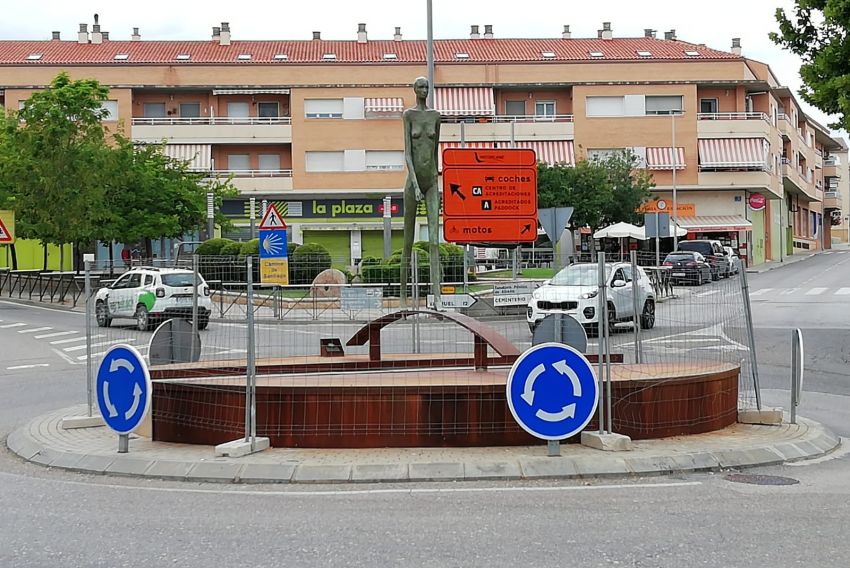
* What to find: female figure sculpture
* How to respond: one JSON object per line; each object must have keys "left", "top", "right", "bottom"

{"left": 400, "top": 77, "right": 441, "bottom": 306}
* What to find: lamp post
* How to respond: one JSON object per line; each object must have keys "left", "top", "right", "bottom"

{"left": 672, "top": 111, "right": 680, "bottom": 250}
{"left": 426, "top": 0, "right": 435, "bottom": 108}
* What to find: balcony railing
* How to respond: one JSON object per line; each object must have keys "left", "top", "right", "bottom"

{"left": 825, "top": 191, "right": 841, "bottom": 199}
{"left": 132, "top": 117, "right": 292, "bottom": 126}
{"left": 441, "top": 114, "right": 574, "bottom": 124}
{"left": 825, "top": 157, "right": 839, "bottom": 166}
{"left": 209, "top": 169, "right": 293, "bottom": 177}
{"left": 697, "top": 112, "right": 768, "bottom": 121}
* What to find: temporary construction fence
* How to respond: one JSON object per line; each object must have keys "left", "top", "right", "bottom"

{"left": 69, "top": 250, "right": 761, "bottom": 448}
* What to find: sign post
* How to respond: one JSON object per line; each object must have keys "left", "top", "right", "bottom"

{"left": 537, "top": 207, "right": 573, "bottom": 271}
{"left": 258, "top": 203, "right": 289, "bottom": 286}
{"left": 442, "top": 148, "right": 538, "bottom": 244}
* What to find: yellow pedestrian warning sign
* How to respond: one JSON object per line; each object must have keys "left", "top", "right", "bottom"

{"left": 0, "top": 210, "right": 14, "bottom": 244}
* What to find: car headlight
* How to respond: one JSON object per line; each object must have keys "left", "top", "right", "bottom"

{"left": 580, "top": 290, "right": 598, "bottom": 299}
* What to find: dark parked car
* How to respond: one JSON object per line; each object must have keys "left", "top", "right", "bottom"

{"left": 663, "top": 251, "right": 712, "bottom": 286}
{"left": 676, "top": 240, "right": 729, "bottom": 280}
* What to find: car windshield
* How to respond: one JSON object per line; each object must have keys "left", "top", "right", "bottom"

{"left": 678, "top": 242, "right": 712, "bottom": 255}
{"left": 161, "top": 273, "right": 202, "bottom": 287}
{"left": 550, "top": 264, "right": 610, "bottom": 286}
{"left": 666, "top": 253, "right": 695, "bottom": 261}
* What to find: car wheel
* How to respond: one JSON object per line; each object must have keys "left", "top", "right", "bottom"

{"left": 95, "top": 301, "right": 111, "bottom": 328}
{"left": 640, "top": 300, "right": 655, "bottom": 330}
{"left": 696, "top": 272, "right": 703, "bottom": 286}
{"left": 711, "top": 270, "right": 719, "bottom": 282}
{"left": 135, "top": 305, "right": 153, "bottom": 332}
{"left": 197, "top": 315, "right": 210, "bottom": 331}
{"left": 605, "top": 303, "right": 617, "bottom": 335}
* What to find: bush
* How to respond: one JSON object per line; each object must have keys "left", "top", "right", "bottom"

{"left": 219, "top": 241, "right": 243, "bottom": 256}
{"left": 360, "top": 255, "right": 382, "bottom": 268}
{"left": 289, "top": 242, "right": 332, "bottom": 284}
{"left": 196, "top": 238, "right": 235, "bottom": 256}
{"left": 240, "top": 238, "right": 259, "bottom": 256}
{"left": 287, "top": 242, "right": 299, "bottom": 257}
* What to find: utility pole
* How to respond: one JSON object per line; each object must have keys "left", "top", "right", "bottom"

{"left": 426, "top": 0, "right": 435, "bottom": 107}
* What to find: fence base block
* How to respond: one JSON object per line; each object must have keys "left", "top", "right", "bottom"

{"left": 214, "top": 437, "right": 270, "bottom": 458}
{"left": 580, "top": 431, "right": 633, "bottom": 452}
{"left": 60, "top": 415, "right": 104, "bottom": 430}
{"left": 738, "top": 407, "right": 784, "bottom": 425}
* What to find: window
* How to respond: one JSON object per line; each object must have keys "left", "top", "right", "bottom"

{"left": 645, "top": 95, "right": 683, "bottom": 115}
{"left": 305, "top": 99, "right": 344, "bottom": 119}
{"left": 114, "top": 53, "right": 129, "bottom": 61}
{"left": 636, "top": 51, "right": 652, "bottom": 58}
{"left": 143, "top": 274, "right": 154, "bottom": 286}
{"left": 123, "top": 274, "right": 142, "bottom": 289}
{"left": 586, "top": 96, "right": 625, "bottom": 117}
{"left": 179, "top": 103, "right": 201, "bottom": 118}
{"left": 365, "top": 150, "right": 404, "bottom": 170}
{"left": 236, "top": 54, "right": 251, "bottom": 61}
{"left": 111, "top": 274, "right": 132, "bottom": 289}
{"left": 273, "top": 54, "right": 288, "bottom": 61}
{"left": 589, "top": 51, "right": 604, "bottom": 58}
{"left": 684, "top": 50, "right": 700, "bottom": 57}
{"left": 175, "top": 54, "right": 191, "bottom": 61}
{"left": 455, "top": 52, "right": 470, "bottom": 59}
{"left": 541, "top": 51, "right": 556, "bottom": 59}
{"left": 505, "top": 100, "right": 526, "bottom": 116}
{"left": 383, "top": 53, "right": 397, "bottom": 60}
{"left": 99, "top": 100, "right": 118, "bottom": 121}
{"left": 700, "top": 98, "right": 718, "bottom": 114}
{"left": 535, "top": 101, "right": 556, "bottom": 116}
{"left": 587, "top": 148, "right": 625, "bottom": 161}
{"left": 227, "top": 102, "right": 250, "bottom": 118}
{"left": 227, "top": 154, "right": 250, "bottom": 171}
{"left": 258, "top": 154, "right": 281, "bottom": 171}
{"left": 26, "top": 53, "right": 42, "bottom": 61}
{"left": 257, "top": 102, "right": 279, "bottom": 118}
{"left": 305, "top": 151, "right": 345, "bottom": 172}
{"left": 143, "top": 103, "right": 166, "bottom": 118}
{"left": 322, "top": 53, "right": 337, "bottom": 60}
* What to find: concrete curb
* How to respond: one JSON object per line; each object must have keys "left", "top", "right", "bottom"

{"left": 5, "top": 408, "right": 842, "bottom": 485}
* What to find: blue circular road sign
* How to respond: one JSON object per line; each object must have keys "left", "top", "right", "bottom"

{"left": 96, "top": 344, "right": 151, "bottom": 434}
{"left": 506, "top": 342, "right": 599, "bottom": 440}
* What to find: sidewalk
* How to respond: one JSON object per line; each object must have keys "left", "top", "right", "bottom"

{"left": 6, "top": 405, "right": 840, "bottom": 484}
{"left": 746, "top": 243, "right": 850, "bottom": 274}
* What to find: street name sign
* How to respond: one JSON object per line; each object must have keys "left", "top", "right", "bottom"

{"left": 506, "top": 342, "right": 599, "bottom": 440}
{"left": 96, "top": 344, "right": 152, "bottom": 434}
{"left": 442, "top": 148, "right": 538, "bottom": 243}
{"left": 340, "top": 287, "right": 383, "bottom": 311}
{"left": 493, "top": 281, "right": 539, "bottom": 307}
{"left": 427, "top": 293, "right": 477, "bottom": 309}
{"left": 259, "top": 203, "right": 289, "bottom": 285}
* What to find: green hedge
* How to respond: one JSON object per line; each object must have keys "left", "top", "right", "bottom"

{"left": 289, "top": 242, "right": 332, "bottom": 284}
{"left": 196, "top": 238, "right": 236, "bottom": 256}
{"left": 219, "top": 242, "right": 243, "bottom": 256}
{"left": 240, "top": 239, "right": 259, "bottom": 256}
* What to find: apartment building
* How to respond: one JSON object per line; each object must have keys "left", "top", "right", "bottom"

{"left": 0, "top": 18, "right": 846, "bottom": 266}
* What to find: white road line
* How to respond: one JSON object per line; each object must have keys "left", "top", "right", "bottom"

{"left": 695, "top": 290, "right": 720, "bottom": 297}
{"left": 0, "top": 322, "right": 26, "bottom": 329}
{"left": 79, "top": 343, "right": 148, "bottom": 361}
{"left": 779, "top": 288, "right": 798, "bottom": 295}
{"left": 787, "top": 439, "right": 850, "bottom": 466}
{"left": 6, "top": 363, "right": 50, "bottom": 370}
{"left": 35, "top": 331, "right": 78, "bottom": 339}
{"left": 51, "top": 348, "right": 82, "bottom": 366}
{"left": 64, "top": 338, "right": 135, "bottom": 352}
{"left": 749, "top": 288, "right": 772, "bottom": 296}
{"left": 17, "top": 326, "right": 53, "bottom": 334}
{"left": 823, "top": 251, "right": 834, "bottom": 255}
{"left": 805, "top": 287, "right": 827, "bottom": 296}
{"left": 51, "top": 334, "right": 102, "bottom": 345}
{"left": 836, "top": 288, "right": 850, "bottom": 295}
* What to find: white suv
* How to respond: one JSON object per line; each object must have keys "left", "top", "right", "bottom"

{"left": 526, "top": 262, "right": 656, "bottom": 335}
{"left": 94, "top": 267, "right": 213, "bottom": 331}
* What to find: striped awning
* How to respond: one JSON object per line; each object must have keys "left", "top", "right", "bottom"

{"left": 212, "top": 88, "right": 290, "bottom": 95}
{"left": 502, "top": 141, "right": 575, "bottom": 166}
{"left": 646, "top": 147, "right": 686, "bottom": 170}
{"left": 698, "top": 138, "right": 768, "bottom": 168}
{"left": 365, "top": 97, "right": 405, "bottom": 113}
{"left": 434, "top": 87, "right": 495, "bottom": 116}
{"left": 162, "top": 144, "right": 212, "bottom": 170}
{"left": 677, "top": 215, "right": 753, "bottom": 232}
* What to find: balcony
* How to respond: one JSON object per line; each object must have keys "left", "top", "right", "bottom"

{"left": 782, "top": 161, "right": 820, "bottom": 202}
{"left": 208, "top": 169, "right": 293, "bottom": 194}
{"left": 824, "top": 191, "right": 842, "bottom": 210}
{"left": 440, "top": 114, "right": 574, "bottom": 143}
{"left": 824, "top": 161, "right": 840, "bottom": 179}
{"left": 698, "top": 169, "right": 781, "bottom": 198}
{"left": 132, "top": 117, "right": 292, "bottom": 144}
{"left": 696, "top": 112, "right": 773, "bottom": 138}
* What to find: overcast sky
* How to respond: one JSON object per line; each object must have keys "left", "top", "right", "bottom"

{"left": 1, "top": 0, "right": 840, "bottom": 137}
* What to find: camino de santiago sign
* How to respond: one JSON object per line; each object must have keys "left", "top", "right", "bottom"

{"left": 258, "top": 203, "right": 289, "bottom": 285}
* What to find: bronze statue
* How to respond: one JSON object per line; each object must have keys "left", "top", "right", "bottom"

{"left": 400, "top": 77, "right": 441, "bottom": 306}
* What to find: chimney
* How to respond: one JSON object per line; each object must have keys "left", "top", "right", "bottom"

{"left": 644, "top": 28, "right": 656, "bottom": 38}
{"left": 470, "top": 25, "right": 480, "bottom": 39}
{"left": 731, "top": 37, "right": 742, "bottom": 56}
{"left": 101, "top": 31, "right": 109, "bottom": 41}
{"left": 51, "top": 31, "right": 60, "bottom": 41}
{"left": 601, "top": 22, "right": 613, "bottom": 40}
{"left": 212, "top": 26, "right": 220, "bottom": 40}
{"left": 393, "top": 26, "right": 402, "bottom": 41}
{"left": 132, "top": 27, "right": 141, "bottom": 41}
{"left": 220, "top": 22, "right": 231, "bottom": 46}
{"left": 90, "top": 13, "right": 102, "bottom": 44}
{"left": 664, "top": 29, "right": 677, "bottom": 41}
{"left": 357, "top": 23, "right": 367, "bottom": 43}
{"left": 312, "top": 31, "right": 321, "bottom": 40}
{"left": 484, "top": 24, "right": 493, "bottom": 39}
{"left": 78, "top": 23, "right": 88, "bottom": 44}
{"left": 562, "top": 25, "right": 571, "bottom": 40}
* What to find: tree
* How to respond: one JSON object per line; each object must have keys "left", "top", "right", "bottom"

{"left": 537, "top": 151, "right": 654, "bottom": 237}
{"left": 771, "top": 2, "right": 850, "bottom": 130}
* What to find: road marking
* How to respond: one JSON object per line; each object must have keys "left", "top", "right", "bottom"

{"left": 0, "top": 322, "right": 26, "bottom": 329}
{"left": 805, "top": 287, "right": 827, "bottom": 296}
{"left": 17, "top": 326, "right": 53, "bottom": 334}
{"left": 0, "top": 299, "right": 86, "bottom": 315}
{"left": 823, "top": 251, "right": 833, "bottom": 255}
{"left": 34, "top": 330, "right": 78, "bottom": 339}
{"left": 64, "top": 338, "right": 136, "bottom": 352}
{"left": 50, "top": 334, "right": 102, "bottom": 345}
{"left": 695, "top": 290, "right": 720, "bottom": 297}
{"left": 749, "top": 288, "right": 772, "bottom": 296}
{"left": 779, "top": 288, "right": 798, "bottom": 295}
{"left": 51, "top": 348, "right": 82, "bottom": 366}
{"left": 6, "top": 363, "right": 50, "bottom": 370}
{"left": 79, "top": 343, "right": 149, "bottom": 361}
{"left": 836, "top": 288, "right": 850, "bottom": 295}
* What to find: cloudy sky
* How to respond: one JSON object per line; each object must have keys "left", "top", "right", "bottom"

{"left": 1, "top": 0, "right": 839, "bottom": 135}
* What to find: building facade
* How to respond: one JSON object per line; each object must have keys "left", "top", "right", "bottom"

{"left": 0, "top": 18, "right": 846, "bottom": 267}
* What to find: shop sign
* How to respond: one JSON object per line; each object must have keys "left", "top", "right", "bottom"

{"left": 748, "top": 193, "right": 766, "bottom": 211}
{"left": 228, "top": 198, "right": 420, "bottom": 220}
{"left": 639, "top": 200, "right": 696, "bottom": 217}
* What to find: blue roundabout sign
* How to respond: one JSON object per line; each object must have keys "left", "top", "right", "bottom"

{"left": 506, "top": 342, "right": 599, "bottom": 440}
{"left": 96, "top": 344, "right": 152, "bottom": 434}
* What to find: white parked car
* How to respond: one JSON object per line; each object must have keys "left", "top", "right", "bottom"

{"left": 527, "top": 262, "right": 656, "bottom": 335}
{"left": 94, "top": 267, "right": 213, "bottom": 331}
{"left": 723, "top": 246, "right": 741, "bottom": 275}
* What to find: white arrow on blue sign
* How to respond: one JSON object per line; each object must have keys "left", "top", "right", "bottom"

{"left": 506, "top": 342, "right": 598, "bottom": 440}
{"left": 96, "top": 344, "right": 152, "bottom": 434}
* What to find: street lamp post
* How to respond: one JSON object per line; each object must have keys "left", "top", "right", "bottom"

{"left": 672, "top": 111, "right": 679, "bottom": 250}
{"left": 426, "top": 0, "right": 434, "bottom": 107}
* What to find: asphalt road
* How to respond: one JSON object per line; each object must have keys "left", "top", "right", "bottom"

{"left": 0, "top": 252, "right": 849, "bottom": 567}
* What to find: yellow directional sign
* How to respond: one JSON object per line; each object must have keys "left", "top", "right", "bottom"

{"left": 260, "top": 258, "right": 289, "bottom": 285}
{"left": 0, "top": 210, "right": 15, "bottom": 244}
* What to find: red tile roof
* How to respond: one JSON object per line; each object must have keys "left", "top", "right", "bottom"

{"left": 0, "top": 37, "right": 738, "bottom": 65}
